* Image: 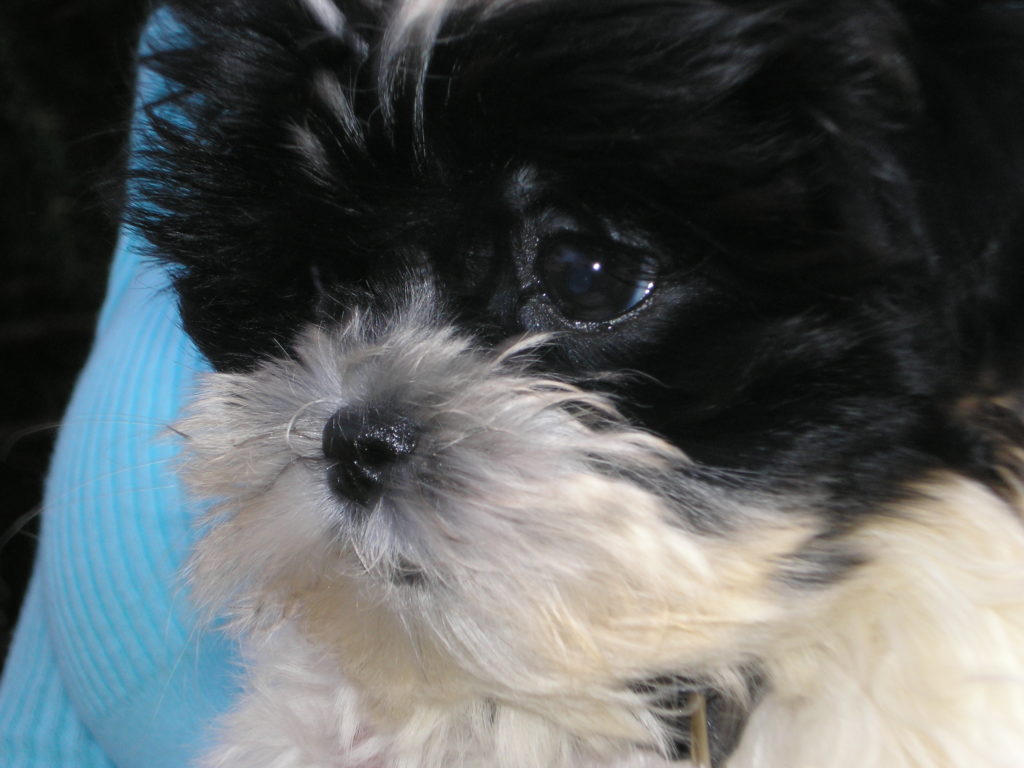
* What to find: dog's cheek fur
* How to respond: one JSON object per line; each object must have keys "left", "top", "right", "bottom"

{"left": 735, "top": 477, "right": 1024, "bottom": 768}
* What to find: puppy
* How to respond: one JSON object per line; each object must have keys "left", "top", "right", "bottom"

{"left": 130, "top": 1, "right": 1024, "bottom": 766}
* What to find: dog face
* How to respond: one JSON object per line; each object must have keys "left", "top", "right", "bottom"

{"left": 134, "top": 1, "right": 1024, "bottom": 765}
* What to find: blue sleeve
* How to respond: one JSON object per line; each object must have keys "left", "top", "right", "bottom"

{"left": 0, "top": 10, "right": 240, "bottom": 767}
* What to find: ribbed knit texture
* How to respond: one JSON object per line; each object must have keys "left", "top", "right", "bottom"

{"left": 0, "top": 9, "right": 239, "bottom": 766}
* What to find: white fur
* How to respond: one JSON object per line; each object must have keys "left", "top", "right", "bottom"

{"left": 300, "top": 0, "right": 348, "bottom": 35}
{"left": 202, "top": 624, "right": 689, "bottom": 768}
{"left": 379, "top": 0, "right": 533, "bottom": 115}
{"left": 728, "top": 477, "right": 1024, "bottom": 768}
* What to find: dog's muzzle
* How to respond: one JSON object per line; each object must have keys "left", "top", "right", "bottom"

{"left": 180, "top": 306, "right": 803, "bottom": 767}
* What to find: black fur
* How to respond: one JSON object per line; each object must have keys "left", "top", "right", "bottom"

{"left": 129, "top": 1, "right": 1024, "bottom": 756}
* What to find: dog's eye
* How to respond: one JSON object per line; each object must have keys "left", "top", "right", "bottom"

{"left": 538, "top": 239, "right": 657, "bottom": 322}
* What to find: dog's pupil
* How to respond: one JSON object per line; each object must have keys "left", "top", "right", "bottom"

{"left": 540, "top": 241, "right": 655, "bottom": 322}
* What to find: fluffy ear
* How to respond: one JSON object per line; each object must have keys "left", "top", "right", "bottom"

{"left": 128, "top": 0, "right": 395, "bottom": 371}
{"left": 897, "top": 0, "right": 1024, "bottom": 244}
{"left": 884, "top": 0, "right": 1024, "bottom": 471}
{"left": 897, "top": 1, "right": 1024, "bottom": 382}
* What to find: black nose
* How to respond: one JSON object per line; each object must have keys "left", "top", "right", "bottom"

{"left": 322, "top": 407, "right": 420, "bottom": 506}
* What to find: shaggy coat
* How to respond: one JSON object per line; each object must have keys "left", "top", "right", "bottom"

{"left": 130, "top": 1, "right": 1024, "bottom": 765}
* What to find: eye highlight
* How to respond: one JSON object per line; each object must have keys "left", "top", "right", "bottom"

{"left": 538, "top": 238, "right": 657, "bottom": 322}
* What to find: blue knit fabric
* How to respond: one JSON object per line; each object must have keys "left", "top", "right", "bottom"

{"left": 0, "top": 10, "right": 239, "bottom": 766}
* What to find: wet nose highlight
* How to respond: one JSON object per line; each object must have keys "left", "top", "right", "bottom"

{"left": 322, "top": 407, "right": 420, "bottom": 506}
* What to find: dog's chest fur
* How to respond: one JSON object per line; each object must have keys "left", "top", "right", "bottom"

{"left": 133, "top": 0, "right": 1024, "bottom": 765}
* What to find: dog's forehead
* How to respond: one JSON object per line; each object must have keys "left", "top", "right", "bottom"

{"left": 291, "top": 0, "right": 917, "bottom": 255}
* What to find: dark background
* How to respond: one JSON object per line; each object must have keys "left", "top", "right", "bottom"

{"left": 1, "top": 0, "right": 149, "bottom": 669}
